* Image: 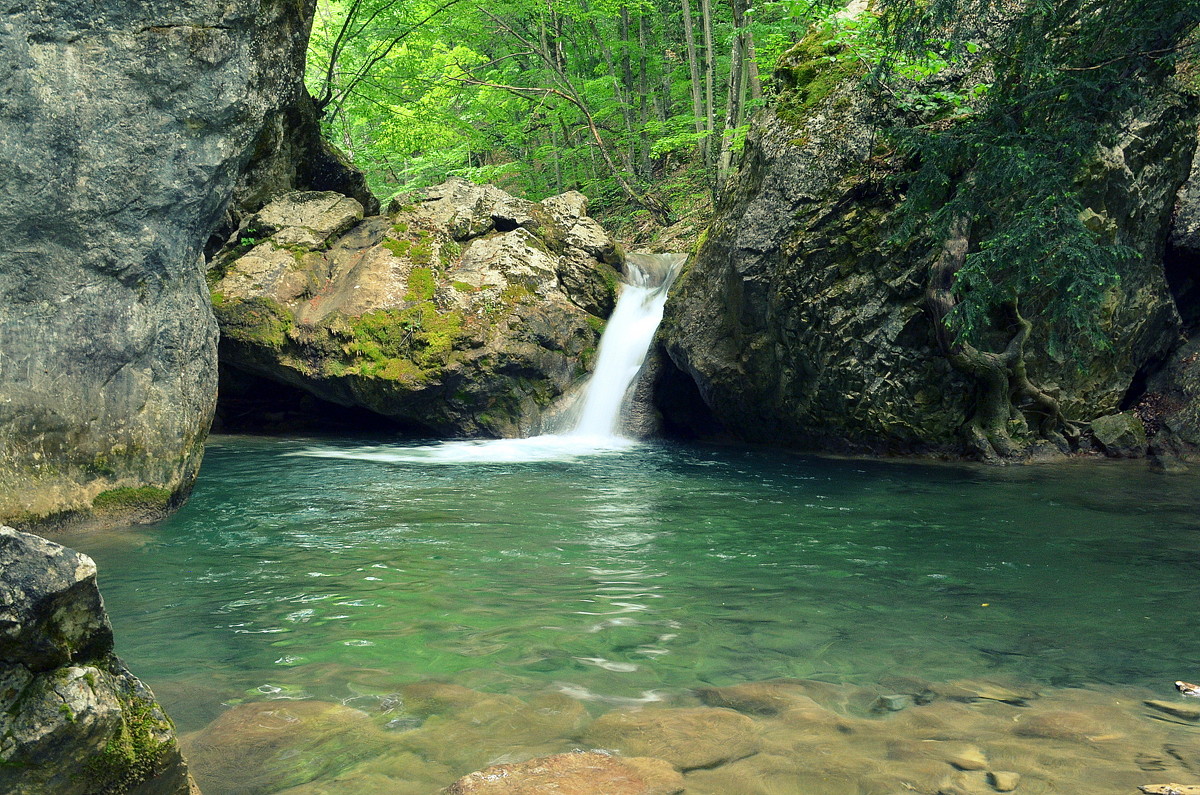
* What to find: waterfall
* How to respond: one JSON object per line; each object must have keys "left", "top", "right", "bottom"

{"left": 294, "top": 252, "right": 687, "bottom": 464}
{"left": 567, "top": 252, "right": 686, "bottom": 439}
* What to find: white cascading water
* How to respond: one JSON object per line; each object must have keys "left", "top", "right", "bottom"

{"left": 566, "top": 252, "right": 685, "bottom": 439}
{"left": 295, "top": 253, "right": 687, "bottom": 464}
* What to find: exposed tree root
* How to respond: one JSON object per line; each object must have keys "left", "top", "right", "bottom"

{"left": 926, "top": 218, "right": 1079, "bottom": 461}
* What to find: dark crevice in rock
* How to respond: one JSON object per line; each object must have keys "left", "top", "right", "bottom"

{"left": 1163, "top": 237, "right": 1200, "bottom": 333}
{"left": 651, "top": 347, "right": 726, "bottom": 441}
{"left": 213, "top": 364, "right": 428, "bottom": 436}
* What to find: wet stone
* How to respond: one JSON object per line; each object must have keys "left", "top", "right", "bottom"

{"left": 695, "top": 680, "right": 814, "bottom": 716}
{"left": 581, "top": 706, "right": 761, "bottom": 771}
{"left": 443, "top": 750, "right": 684, "bottom": 795}
{"left": 872, "top": 694, "right": 914, "bottom": 713}
{"left": 989, "top": 770, "right": 1020, "bottom": 791}
{"left": 1145, "top": 700, "right": 1200, "bottom": 721}
{"left": 1012, "top": 710, "right": 1106, "bottom": 741}
{"left": 182, "top": 700, "right": 395, "bottom": 794}
{"left": 945, "top": 744, "right": 988, "bottom": 771}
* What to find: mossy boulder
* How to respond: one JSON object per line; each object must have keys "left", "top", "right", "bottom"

{"left": 209, "top": 179, "right": 621, "bottom": 437}
{"left": 657, "top": 10, "right": 1195, "bottom": 457}
{"left": 182, "top": 700, "right": 395, "bottom": 794}
{"left": 0, "top": 527, "right": 192, "bottom": 794}
{"left": 1090, "top": 412, "right": 1148, "bottom": 458}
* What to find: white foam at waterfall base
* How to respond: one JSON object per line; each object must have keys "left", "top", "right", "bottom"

{"left": 291, "top": 253, "right": 687, "bottom": 466}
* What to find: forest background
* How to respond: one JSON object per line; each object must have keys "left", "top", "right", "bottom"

{"left": 304, "top": 0, "right": 831, "bottom": 233}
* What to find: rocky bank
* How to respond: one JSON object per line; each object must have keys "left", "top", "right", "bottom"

{"left": 208, "top": 179, "right": 622, "bottom": 437}
{"left": 0, "top": 526, "right": 193, "bottom": 794}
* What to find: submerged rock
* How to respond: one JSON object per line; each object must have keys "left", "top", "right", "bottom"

{"left": 0, "top": 526, "right": 192, "bottom": 794}
{"left": 580, "top": 706, "right": 761, "bottom": 771}
{"left": 182, "top": 700, "right": 396, "bottom": 794}
{"left": 0, "top": 0, "right": 340, "bottom": 528}
{"left": 209, "top": 178, "right": 622, "bottom": 436}
{"left": 444, "top": 751, "right": 684, "bottom": 795}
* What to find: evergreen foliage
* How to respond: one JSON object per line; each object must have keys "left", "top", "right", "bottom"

{"left": 878, "top": 0, "right": 1200, "bottom": 354}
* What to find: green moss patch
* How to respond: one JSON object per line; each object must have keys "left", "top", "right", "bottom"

{"left": 83, "top": 687, "right": 175, "bottom": 792}
{"left": 406, "top": 267, "right": 437, "bottom": 301}
{"left": 212, "top": 296, "right": 294, "bottom": 349}
{"left": 382, "top": 238, "right": 412, "bottom": 258}
{"left": 92, "top": 486, "right": 173, "bottom": 513}
{"left": 344, "top": 304, "right": 466, "bottom": 378}
{"left": 775, "top": 31, "right": 864, "bottom": 128}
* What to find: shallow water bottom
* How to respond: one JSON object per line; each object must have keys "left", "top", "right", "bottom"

{"left": 179, "top": 673, "right": 1200, "bottom": 795}
{"left": 58, "top": 435, "right": 1200, "bottom": 793}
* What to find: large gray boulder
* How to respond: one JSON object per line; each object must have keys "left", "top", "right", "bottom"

{"left": 209, "top": 179, "right": 622, "bottom": 437}
{"left": 0, "top": 0, "right": 330, "bottom": 529}
{"left": 658, "top": 30, "right": 1196, "bottom": 457}
{"left": 0, "top": 527, "right": 193, "bottom": 794}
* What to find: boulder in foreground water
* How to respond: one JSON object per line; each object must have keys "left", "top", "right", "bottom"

{"left": 443, "top": 750, "right": 684, "bottom": 795}
{"left": 182, "top": 699, "right": 398, "bottom": 794}
{"left": 0, "top": 527, "right": 192, "bottom": 794}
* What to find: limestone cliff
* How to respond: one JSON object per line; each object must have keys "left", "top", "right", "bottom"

{"left": 659, "top": 33, "right": 1198, "bottom": 458}
{"left": 0, "top": 526, "right": 193, "bottom": 794}
{"left": 208, "top": 179, "right": 621, "bottom": 437}
{"left": 0, "top": 0, "right": 325, "bottom": 528}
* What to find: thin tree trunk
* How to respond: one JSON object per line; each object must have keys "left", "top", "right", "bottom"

{"left": 745, "top": 25, "right": 762, "bottom": 100}
{"left": 653, "top": 11, "right": 672, "bottom": 122}
{"left": 681, "top": 0, "right": 705, "bottom": 159}
{"left": 580, "top": 0, "right": 634, "bottom": 136}
{"left": 550, "top": 122, "right": 562, "bottom": 192}
{"left": 718, "top": 0, "right": 747, "bottom": 185}
{"left": 700, "top": 0, "right": 716, "bottom": 181}
{"left": 638, "top": 14, "right": 653, "bottom": 177}
{"left": 619, "top": 6, "right": 637, "bottom": 170}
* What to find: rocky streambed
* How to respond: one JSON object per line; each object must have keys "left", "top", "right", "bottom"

{"left": 179, "top": 674, "right": 1200, "bottom": 794}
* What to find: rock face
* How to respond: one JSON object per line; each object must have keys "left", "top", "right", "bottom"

{"left": 0, "top": 0, "right": 330, "bottom": 528}
{"left": 0, "top": 526, "right": 192, "bottom": 794}
{"left": 209, "top": 178, "right": 621, "bottom": 437}
{"left": 658, "top": 34, "right": 1197, "bottom": 456}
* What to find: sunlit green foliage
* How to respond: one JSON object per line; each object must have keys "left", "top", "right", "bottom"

{"left": 305, "top": 0, "right": 824, "bottom": 213}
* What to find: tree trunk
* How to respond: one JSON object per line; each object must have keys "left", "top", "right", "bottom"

{"left": 580, "top": 0, "right": 634, "bottom": 136}
{"left": 745, "top": 25, "right": 762, "bottom": 100}
{"left": 717, "top": 0, "right": 747, "bottom": 185}
{"left": 926, "top": 216, "right": 1076, "bottom": 461}
{"left": 681, "top": 0, "right": 706, "bottom": 160}
{"left": 700, "top": 0, "right": 716, "bottom": 181}
{"left": 638, "top": 14, "right": 653, "bottom": 177}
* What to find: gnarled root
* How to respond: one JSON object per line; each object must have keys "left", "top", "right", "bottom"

{"left": 927, "top": 219, "right": 1076, "bottom": 461}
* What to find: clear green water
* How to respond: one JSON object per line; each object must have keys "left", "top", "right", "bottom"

{"left": 62, "top": 434, "right": 1200, "bottom": 743}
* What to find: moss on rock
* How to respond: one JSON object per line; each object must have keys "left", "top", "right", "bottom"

{"left": 91, "top": 486, "right": 173, "bottom": 513}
